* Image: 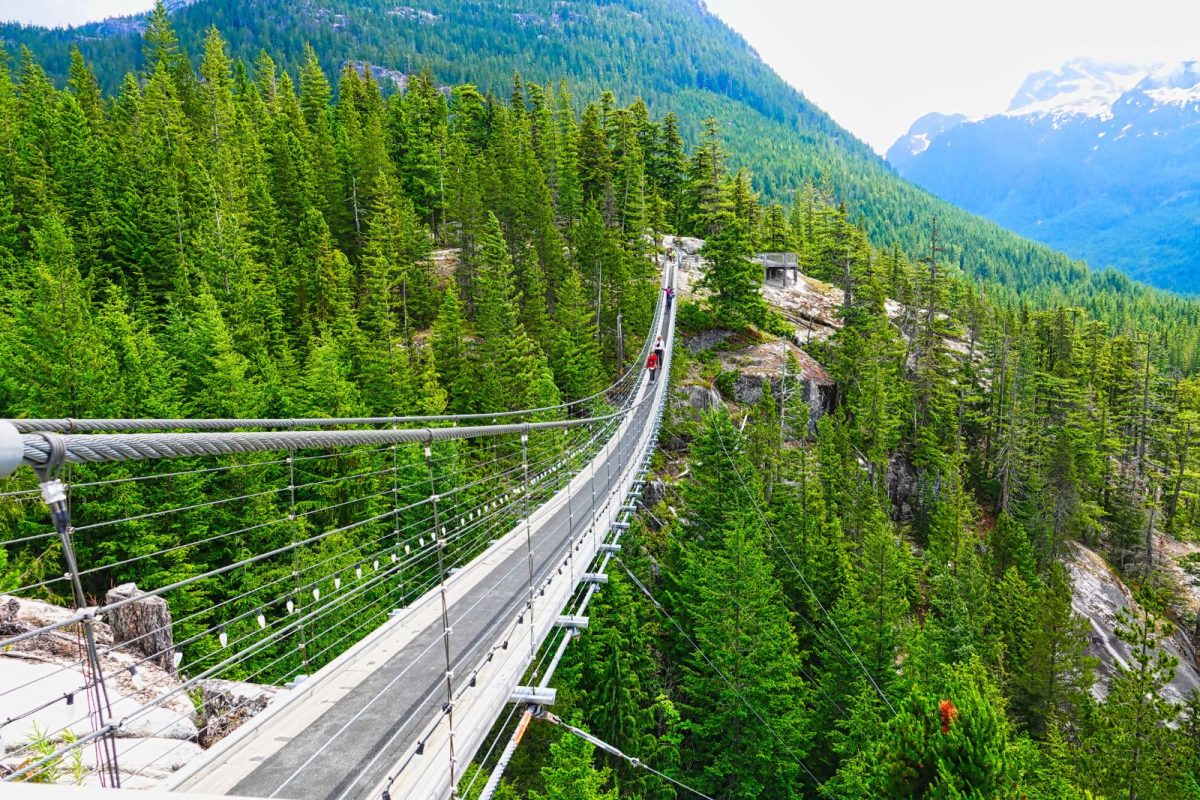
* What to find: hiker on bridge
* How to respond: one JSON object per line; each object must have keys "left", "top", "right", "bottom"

{"left": 647, "top": 350, "right": 660, "bottom": 383}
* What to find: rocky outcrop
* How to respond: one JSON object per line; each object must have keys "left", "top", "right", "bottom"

{"left": 677, "top": 384, "right": 722, "bottom": 413}
{"left": 642, "top": 477, "right": 666, "bottom": 509}
{"left": 1066, "top": 543, "right": 1200, "bottom": 703}
{"left": 662, "top": 234, "right": 704, "bottom": 257}
{"left": 885, "top": 453, "right": 919, "bottom": 521}
{"left": 0, "top": 594, "right": 199, "bottom": 786}
{"left": 706, "top": 339, "right": 834, "bottom": 432}
{"left": 681, "top": 329, "right": 735, "bottom": 353}
{"left": 0, "top": 594, "right": 279, "bottom": 787}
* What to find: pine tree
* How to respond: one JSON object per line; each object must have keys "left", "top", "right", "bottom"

{"left": 1, "top": 214, "right": 119, "bottom": 417}
{"left": 165, "top": 286, "right": 261, "bottom": 417}
{"left": 674, "top": 511, "right": 812, "bottom": 799}
{"left": 528, "top": 726, "right": 618, "bottom": 800}
{"left": 553, "top": 81, "right": 583, "bottom": 226}
{"left": 431, "top": 286, "right": 474, "bottom": 414}
{"left": 398, "top": 69, "right": 448, "bottom": 230}
{"left": 549, "top": 268, "right": 603, "bottom": 404}
{"left": 697, "top": 208, "right": 768, "bottom": 331}
{"left": 1011, "top": 563, "right": 1095, "bottom": 738}
{"left": 573, "top": 574, "right": 654, "bottom": 766}
{"left": 685, "top": 118, "right": 727, "bottom": 237}
{"left": 471, "top": 212, "right": 559, "bottom": 413}
{"left": 839, "top": 660, "right": 1025, "bottom": 798}
{"left": 671, "top": 412, "right": 811, "bottom": 799}
{"left": 1082, "top": 607, "right": 1187, "bottom": 800}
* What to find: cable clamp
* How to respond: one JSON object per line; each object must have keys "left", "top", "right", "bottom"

{"left": 39, "top": 477, "right": 67, "bottom": 506}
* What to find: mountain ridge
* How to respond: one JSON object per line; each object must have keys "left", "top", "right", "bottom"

{"left": 4, "top": 0, "right": 1196, "bottom": 317}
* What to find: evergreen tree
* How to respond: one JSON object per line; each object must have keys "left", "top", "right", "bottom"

{"left": 1082, "top": 607, "right": 1188, "bottom": 800}
{"left": 528, "top": 726, "right": 618, "bottom": 800}
{"left": 1011, "top": 564, "right": 1095, "bottom": 738}
{"left": 697, "top": 207, "right": 768, "bottom": 330}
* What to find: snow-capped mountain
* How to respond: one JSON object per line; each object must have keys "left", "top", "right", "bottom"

{"left": 892, "top": 112, "right": 967, "bottom": 159}
{"left": 888, "top": 59, "right": 1200, "bottom": 292}
{"left": 1004, "top": 59, "right": 1148, "bottom": 119}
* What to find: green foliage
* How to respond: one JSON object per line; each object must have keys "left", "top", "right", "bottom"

{"left": 0, "top": 14, "right": 673, "bottom": 695}
{"left": 12, "top": 0, "right": 1200, "bottom": 374}
{"left": 834, "top": 660, "right": 1024, "bottom": 798}
{"left": 528, "top": 726, "right": 618, "bottom": 800}
{"left": 1078, "top": 607, "right": 1190, "bottom": 800}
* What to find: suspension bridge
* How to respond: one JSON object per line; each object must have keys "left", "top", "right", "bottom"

{"left": 0, "top": 261, "right": 677, "bottom": 799}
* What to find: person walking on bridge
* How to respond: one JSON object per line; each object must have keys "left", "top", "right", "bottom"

{"left": 653, "top": 335, "right": 665, "bottom": 368}
{"left": 647, "top": 350, "right": 660, "bottom": 383}
{"left": 664, "top": 285, "right": 674, "bottom": 310}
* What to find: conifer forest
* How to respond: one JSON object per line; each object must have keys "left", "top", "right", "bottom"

{"left": 7, "top": 3, "right": 1200, "bottom": 799}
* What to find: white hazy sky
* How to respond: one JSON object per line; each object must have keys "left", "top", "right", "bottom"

{"left": 4, "top": 0, "right": 1200, "bottom": 154}
{"left": 0, "top": 0, "right": 154, "bottom": 28}
{"left": 703, "top": 0, "right": 1200, "bottom": 153}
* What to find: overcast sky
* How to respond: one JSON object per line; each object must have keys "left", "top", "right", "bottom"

{"left": 5, "top": 0, "right": 1200, "bottom": 154}
{"left": 0, "top": 0, "right": 153, "bottom": 29}
{"left": 703, "top": 0, "right": 1200, "bottom": 152}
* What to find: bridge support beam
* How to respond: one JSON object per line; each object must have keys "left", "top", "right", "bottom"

{"left": 509, "top": 686, "right": 557, "bottom": 705}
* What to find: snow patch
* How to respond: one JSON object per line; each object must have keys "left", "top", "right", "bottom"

{"left": 1147, "top": 85, "right": 1200, "bottom": 106}
{"left": 1005, "top": 59, "right": 1148, "bottom": 121}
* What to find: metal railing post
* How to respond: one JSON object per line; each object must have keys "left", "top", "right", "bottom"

{"left": 33, "top": 433, "right": 121, "bottom": 788}
{"left": 424, "top": 438, "right": 458, "bottom": 798}
{"left": 521, "top": 428, "right": 535, "bottom": 658}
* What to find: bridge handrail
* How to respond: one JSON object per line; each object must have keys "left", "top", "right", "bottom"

{"left": 5, "top": 396, "right": 651, "bottom": 474}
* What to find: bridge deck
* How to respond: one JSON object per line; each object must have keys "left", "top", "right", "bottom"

{"left": 173, "top": 271, "right": 675, "bottom": 800}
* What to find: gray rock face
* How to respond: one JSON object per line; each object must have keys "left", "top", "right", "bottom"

{"left": 81, "top": 736, "right": 204, "bottom": 779}
{"left": 662, "top": 234, "right": 704, "bottom": 256}
{"left": 0, "top": 592, "right": 199, "bottom": 788}
{"left": 678, "top": 384, "right": 722, "bottom": 413}
{"left": 642, "top": 478, "right": 666, "bottom": 509}
{"left": 885, "top": 453, "right": 919, "bottom": 521}
{"left": 1067, "top": 542, "right": 1200, "bottom": 704}
{"left": 731, "top": 373, "right": 766, "bottom": 406}
{"left": 682, "top": 329, "right": 734, "bottom": 353}
{"left": 106, "top": 583, "right": 176, "bottom": 675}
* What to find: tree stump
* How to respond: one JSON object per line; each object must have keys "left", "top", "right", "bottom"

{"left": 105, "top": 583, "right": 176, "bottom": 675}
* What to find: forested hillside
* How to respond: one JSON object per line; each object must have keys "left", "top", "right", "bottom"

{"left": 5, "top": 4, "right": 1200, "bottom": 799}
{"left": 5, "top": 0, "right": 1200, "bottom": 349}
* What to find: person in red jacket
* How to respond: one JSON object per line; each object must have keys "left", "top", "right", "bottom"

{"left": 646, "top": 350, "right": 660, "bottom": 383}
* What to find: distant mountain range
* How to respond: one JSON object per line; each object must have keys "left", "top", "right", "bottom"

{"left": 889, "top": 59, "right": 1200, "bottom": 292}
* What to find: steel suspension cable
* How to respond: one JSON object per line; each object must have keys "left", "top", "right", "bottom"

{"left": 532, "top": 708, "right": 716, "bottom": 800}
